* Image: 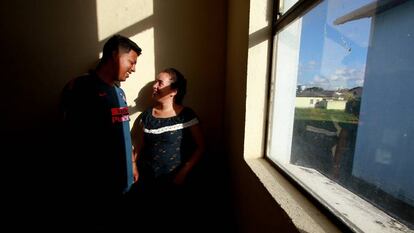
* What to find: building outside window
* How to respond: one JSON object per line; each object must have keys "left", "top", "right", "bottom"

{"left": 267, "top": 0, "right": 414, "bottom": 232}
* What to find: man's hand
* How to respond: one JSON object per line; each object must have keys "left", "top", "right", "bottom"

{"left": 133, "top": 163, "right": 139, "bottom": 182}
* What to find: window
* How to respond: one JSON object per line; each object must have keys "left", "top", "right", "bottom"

{"left": 267, "top": 0, "right": 414, "bottom": 232}
{"left": 279, "top": 0, "right": 300, "bottom": 14}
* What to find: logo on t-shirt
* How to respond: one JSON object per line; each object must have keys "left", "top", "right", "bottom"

{"left": 111, "top": 107, "right": 129, "bottom": 123}
{"left": 119, "top": 92, "right": 127, "bottom": 103}
{"left": 98, "top": 92, "right": 107, "bottom": 97}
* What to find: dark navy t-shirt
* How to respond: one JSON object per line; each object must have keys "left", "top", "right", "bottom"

{"left": 61, "top": 71, "right": 133, "bottom": 194}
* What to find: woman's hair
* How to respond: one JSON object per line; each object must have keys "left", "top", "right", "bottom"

{"left": 162, "top": 68, "right": 187, "bottom": 104}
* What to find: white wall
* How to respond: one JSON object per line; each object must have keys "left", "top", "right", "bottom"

{"left": 295, "top": 97, "right": 324, "bottom": 108}
{"left": 326, "top": 100, "right": 346, "bottom": 110}
{"left": 1, "top": 0, "right": 228, "bottom": 229}
{"left": 0, "top": 0, "right": 227, "bottom": 156}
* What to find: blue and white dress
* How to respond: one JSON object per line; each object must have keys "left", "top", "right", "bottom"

{"left": 137, "top": 107, "right": 199, "bottom": 182}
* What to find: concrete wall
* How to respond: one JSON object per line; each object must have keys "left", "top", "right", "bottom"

{"left": 326, "top": 100, "right": 346, "bottom": 110}
{"left": 224, "top": 0, "right": 300, "bottom": 232}
{"left": 295, "top": 97, "right": 324, "bottom": 108}
{"left": 2, "top": 0, "right": 343, "bottom": 232}
{"left": 1, "top": 0, "right": 227, "bottom": 229}
{"left": 1, "top": 0, "right": 227, "bottom": 153}
{"left": 225, "top": 0, "right": 343, "bottom": 232}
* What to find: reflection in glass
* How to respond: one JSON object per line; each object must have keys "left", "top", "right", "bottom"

{"left": 269, "top": 0, "right": 414, "bottom": 229}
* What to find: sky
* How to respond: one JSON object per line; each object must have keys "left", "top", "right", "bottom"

{"left": 297, "top": 0, "right": 375, "bottom": 90}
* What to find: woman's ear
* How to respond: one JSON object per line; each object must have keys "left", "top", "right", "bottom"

{"left": 171, "top": 89, "right": 178, "bottom": 96}
{"left": 170, "top": 89, "right": 177, "bottom": 97}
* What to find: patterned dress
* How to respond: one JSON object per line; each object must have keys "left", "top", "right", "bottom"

{"left": 137, "top": 107, "right": 199, "bottom": 183}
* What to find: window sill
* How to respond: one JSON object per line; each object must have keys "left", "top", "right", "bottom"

{"left": 245, "top": 158, "right": 413, "bottom": 233}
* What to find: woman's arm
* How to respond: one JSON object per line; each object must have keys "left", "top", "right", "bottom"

{"left": 173, "top": 123, "right": 205, "bottom": 185}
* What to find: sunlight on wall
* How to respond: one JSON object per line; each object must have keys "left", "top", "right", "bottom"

{"left": 96, "top": 0, "right": 155, "bottom": 128}
{"left": 124, "top": 30, "right": 156, "bottom": 126}
{"left": 96, "top": 0, "right": 153, "bottom": 40}
{"left": 244, "top": 0, "right": 273, "bottom": 159}
{"left": 249, "top": 0, "right": 271, "bottom": 32}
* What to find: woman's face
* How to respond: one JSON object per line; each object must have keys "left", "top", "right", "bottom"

{"left": 152, "top": 72, "right": 176, "bottom": 102}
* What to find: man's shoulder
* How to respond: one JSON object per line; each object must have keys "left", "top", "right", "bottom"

{"left": 64, "top": 72, "right": 96, "bottom": 92}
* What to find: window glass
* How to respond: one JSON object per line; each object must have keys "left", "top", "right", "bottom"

{"left": 279, "top": 0, "right": 299, "bottom": 14}
{"left": 268, "top": 0, "right": 414, "bottom": 231}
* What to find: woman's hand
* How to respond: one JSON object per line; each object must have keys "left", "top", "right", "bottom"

{"left": 173, "top": 164, "right": 191, "bottom": 185}
{"left": 173, "top": 171, "right": 187, "bottom": 185}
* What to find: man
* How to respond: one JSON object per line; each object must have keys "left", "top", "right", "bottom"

{"left": 60, "top": 34, "right": 141, "bottom": 230}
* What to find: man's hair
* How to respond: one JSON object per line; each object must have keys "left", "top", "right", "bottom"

{"left": 162, "top": 68, "right": 187, "bottom": 105}
{"left": 100, "top": 34, "right": 142, "bottom": 63}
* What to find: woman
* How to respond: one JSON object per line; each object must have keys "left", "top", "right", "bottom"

{"left": 129, "top": 68, "right": 205, "bottom": 230}
{"left": 132, "top": 67, "right": 204, "bottom": 185}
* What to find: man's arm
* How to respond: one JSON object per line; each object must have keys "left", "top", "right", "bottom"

{"left": 131, "top": 115, "right": 145, "bottom": 182}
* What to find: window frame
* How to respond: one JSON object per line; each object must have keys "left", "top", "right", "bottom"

{"left": 263, "top": 0, "right": 414, "bottom": 232}
{"left": 264, "top": 0, "right": 349, "bottom": 230}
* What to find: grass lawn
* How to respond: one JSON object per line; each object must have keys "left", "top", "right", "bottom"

{"left": 295, "top": 108, "right": 358, "bottom": 123}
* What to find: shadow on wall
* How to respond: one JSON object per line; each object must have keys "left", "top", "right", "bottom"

{"left": 1, "top": 0, "right": 227, "bottom": 230}
{"left": 1, "top": 1, "right": 100, "bottom": 231}
{"left": 129, "top": 81, "right": 154, "bottom": 116}
{"left": 2, "top": 0, "right": 226, "bottom": 169}
{"left": 130, "top": 81, "right": 153, "bottom": 149}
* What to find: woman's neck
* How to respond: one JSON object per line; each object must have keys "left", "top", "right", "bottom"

{"left": 154, "top": 100, "right": 174, "bottom": 111}
{"left": 153, "top": 102, "right": 183, "bottom": 118}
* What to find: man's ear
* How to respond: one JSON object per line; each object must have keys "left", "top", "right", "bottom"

{"left": 112, "top": 50, "right": 119, "bottom": 59}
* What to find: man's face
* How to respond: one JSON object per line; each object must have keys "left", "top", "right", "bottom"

{"left": 114, "top": 49, "right": 139, "bottom": 82}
